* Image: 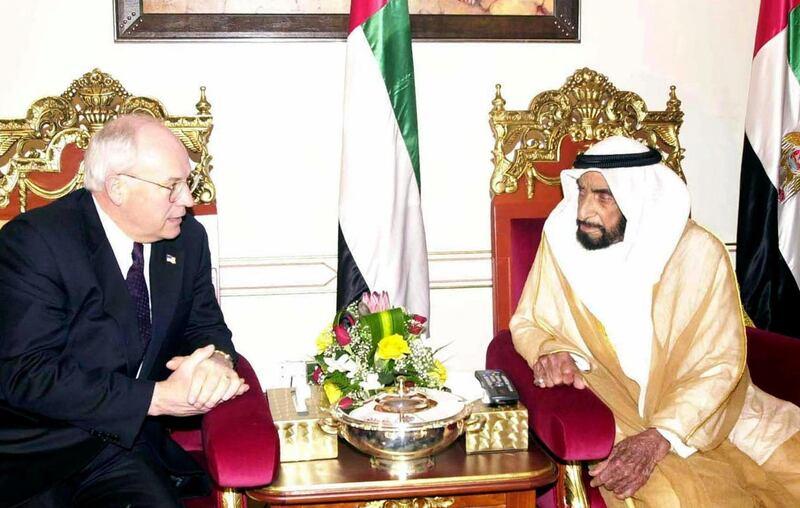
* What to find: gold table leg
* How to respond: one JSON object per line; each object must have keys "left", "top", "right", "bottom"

{"left": 556, "top": 461, "right": 590, "bottom": 508}
{"left": 220, "top": 487, "right": 246, "bottom": 508}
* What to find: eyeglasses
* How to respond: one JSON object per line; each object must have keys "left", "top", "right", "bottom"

{"left": 119, "top": 174, "right": 191, "bottom": 203}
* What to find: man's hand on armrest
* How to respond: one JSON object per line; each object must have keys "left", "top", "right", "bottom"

{"left": 148, "top": 344, "right": 249, "bottom": 417}
{"left": 532, "top": 351, "right": 586, "bottom": 389}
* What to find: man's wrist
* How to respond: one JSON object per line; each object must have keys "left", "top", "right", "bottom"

{"left": 148, "top": 381, "right": 165, "bottom": 416}
{"left": 644, "top": 428, "right": 671, "bottom": 458}
{"left": 211, "top": 349, "right": 234, "bottom": 368}
{"left": 643, "top": 427, "right": 666, "bottom": 440}
{"left": 653, "top": 427, "right": 696, "bottom": 458}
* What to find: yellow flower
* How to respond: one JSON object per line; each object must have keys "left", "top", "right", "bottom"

{"left": 316, "top": 330, "right": 334, "bottom": 353}
{"left": 430, "top": 359, "right": 447, "bottom": 384}
{"left": 376, "top": 334, "right": 410, "bottom": 360}
{"left": 323, "top": 381, "right": 343, "bottom": 404}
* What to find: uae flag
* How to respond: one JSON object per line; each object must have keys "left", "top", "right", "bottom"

{"left": 336, "top": 0, "right": 430, "bottom": 318}
{"left": 737, "top": 0, "right": 800, "bottom": 337}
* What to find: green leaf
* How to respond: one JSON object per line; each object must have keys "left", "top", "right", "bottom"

{"left": 326, "top": 371, "right": 349, "bottom": 385}
{"left": 332, "top": 308, "right": 345, "bottom": 327}
{"left": 378, "top": 370, "right": 396, "bottom": 386}
{"left": 305, "top": 362, "right": 319, "bottom": 383}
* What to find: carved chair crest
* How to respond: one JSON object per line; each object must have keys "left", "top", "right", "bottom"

{"left": 0, "top": 68, "right": 216, "bottom": 220}
{"left": 489, "top": 67, "right": 685, "bottom": 199}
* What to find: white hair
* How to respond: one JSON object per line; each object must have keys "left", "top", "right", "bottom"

{"left": 82, "top": 115, "right": 164, "bottom": 192}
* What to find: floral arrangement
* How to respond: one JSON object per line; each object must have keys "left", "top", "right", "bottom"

{"left": 312, "top": 291, "right": 447, "bottom": 410}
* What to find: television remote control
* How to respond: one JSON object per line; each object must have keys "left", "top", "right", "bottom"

{"left": 474, "top": 369, "right": 520, "bottom": 405}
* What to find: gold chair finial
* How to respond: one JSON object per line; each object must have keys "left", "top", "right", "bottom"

{"left": 492, "top": 84, "right": 506, "bottom": 113}
{"left": 196, "top": 86, "right": 211, "bottom": 116}
{"left": 667, "top": 85, "right": 682, "bottom": 112}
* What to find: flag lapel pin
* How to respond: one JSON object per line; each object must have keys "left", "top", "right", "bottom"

{"left": 166, "top": 254, "right": 177, "bottom": 265}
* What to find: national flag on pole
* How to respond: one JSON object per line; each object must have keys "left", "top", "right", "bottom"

{"left": 737, "top": 0, "right": 800, "bottom": 336}
{"left": 336, "top": 0, "right": 430, "bottom": 319}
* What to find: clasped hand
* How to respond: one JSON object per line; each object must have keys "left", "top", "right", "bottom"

{"left": 148, "top": 344, "right": 249, "bottom": 417}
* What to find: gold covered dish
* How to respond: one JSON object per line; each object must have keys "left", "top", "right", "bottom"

{"left": 326, "top": 381, "right": 471, "bottom": 474}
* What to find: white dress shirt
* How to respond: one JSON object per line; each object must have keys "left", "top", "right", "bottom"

{"left": 92, "top": 196, "right": 151, "bottom": 298}
{"left": 92, "top": 196, "right": 152, "bottom": 378}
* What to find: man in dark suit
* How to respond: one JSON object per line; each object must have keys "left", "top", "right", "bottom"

{"left": 0, "top": 115, "right": 248, "bottom": 507}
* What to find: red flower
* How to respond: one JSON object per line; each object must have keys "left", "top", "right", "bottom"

{"left": 408, "top": 314, "right": 427, "bottom": 335}
{"left": 338, "top": 396, "right": 353, "bottom": 410}
{"left": 312, "top": 366, "right": 323, "bottom": 384}
{"left": 333, "top": 325, "right": 351, "bottom": 346}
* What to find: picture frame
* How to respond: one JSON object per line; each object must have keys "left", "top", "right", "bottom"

{"left": 114, "top": 0, "right": 578, "bottom": 41}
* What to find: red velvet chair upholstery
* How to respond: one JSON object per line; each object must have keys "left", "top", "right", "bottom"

{"left": 0, "top": 69, "right": 281, "bottom": 508}
{"left": 178, "top": 355, "right": 280, "bottom": 508}
{"left": 485, "top": 68, "right": 686, "bottom": 507}
{"left": 746, "top": 327, "right": 800, "bottom": 407}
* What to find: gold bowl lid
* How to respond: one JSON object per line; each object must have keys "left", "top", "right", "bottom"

{"left": 331, "top": 381, "right": 469, "bottom": 431}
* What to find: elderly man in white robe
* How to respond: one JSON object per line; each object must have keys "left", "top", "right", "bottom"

{"left": 511, "top": 136, "right": 800, "bottom": 507}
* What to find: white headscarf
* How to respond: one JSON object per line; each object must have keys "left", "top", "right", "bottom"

{"left": 543, "top": 136, "right": 690, "bottom": 412}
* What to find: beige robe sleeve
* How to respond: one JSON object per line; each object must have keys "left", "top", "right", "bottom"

{"left": 644, "top": 226, "right": 748, "bottom": 451}
{"left": 510, "top": 236, "right": 591, "bottom": 369}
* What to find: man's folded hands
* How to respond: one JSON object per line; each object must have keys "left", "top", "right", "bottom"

{"left": 148, "top": 344, "right": 249, "bottom": 417}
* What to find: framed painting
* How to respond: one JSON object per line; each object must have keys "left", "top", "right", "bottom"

{"left": 114, "top": 0, "right": 579, "bottom": 41}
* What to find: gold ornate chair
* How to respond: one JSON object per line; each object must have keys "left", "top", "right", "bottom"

{"left": 0, "top": 68, "right": 216, "bottom": 221}
{"left": 484, "top": 67, "right": 684, "bottom": 508}
{"left": 0, "top": 69, "right": 279, "bottom": 508}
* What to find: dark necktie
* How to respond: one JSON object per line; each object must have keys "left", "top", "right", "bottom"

{"left": 126, "top": 242, "right": 152, "bottom": 349}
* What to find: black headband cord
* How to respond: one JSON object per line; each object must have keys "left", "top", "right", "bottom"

{"left": 573, "top": 147, "right": 662, "bottom": 169}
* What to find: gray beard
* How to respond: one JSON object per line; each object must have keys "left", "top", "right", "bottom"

{"left": 575, "top": 215, "right": 627, "bottom": 250}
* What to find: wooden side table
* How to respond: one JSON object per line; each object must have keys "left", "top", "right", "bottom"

{"left": 247, "top": 438, "right": 556, "bottom": 507}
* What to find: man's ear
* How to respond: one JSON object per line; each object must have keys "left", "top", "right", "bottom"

{"left": 105, "top": 175, "right": 125, "bottom": 206}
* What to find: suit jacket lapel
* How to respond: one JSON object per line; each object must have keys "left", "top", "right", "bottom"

{"left": 141, "top": 238, "right": 184, "bottom": 377}
{"left": 79, "top": 191, "right": 143, "bottom": 375}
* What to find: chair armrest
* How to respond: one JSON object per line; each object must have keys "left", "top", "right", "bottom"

{"left": 201, "top": 355, "right": 280, "bottom": 488}
{"left": 486, "top": 330, "right": 615, "bottom": 461}
{"left": 747, "top": 326, "right": 800, "bottom": 406}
